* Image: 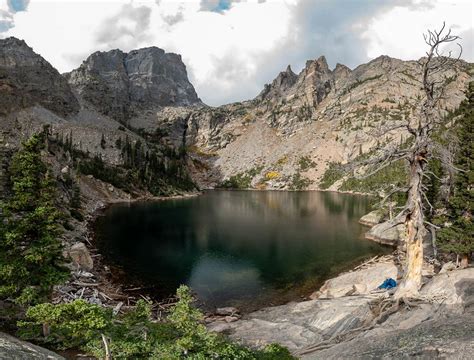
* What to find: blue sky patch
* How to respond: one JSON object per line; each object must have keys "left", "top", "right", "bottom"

{"left": 201, "top": 0, "right": 234, "bottom": 13}
{"left": 8, "top": 0, "right": 30, "bottom": 13}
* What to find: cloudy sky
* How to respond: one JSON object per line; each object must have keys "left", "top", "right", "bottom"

{"left": 1, "top": 0, "right": 472, "bottom": 106}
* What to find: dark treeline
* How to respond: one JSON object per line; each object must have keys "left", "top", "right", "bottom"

{"left": 52, "top": 130, "right": 195, "bottom": 196}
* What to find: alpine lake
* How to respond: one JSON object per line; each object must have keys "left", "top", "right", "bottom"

{"left": 94, "top": 190, "right": 391, "bottom": 312}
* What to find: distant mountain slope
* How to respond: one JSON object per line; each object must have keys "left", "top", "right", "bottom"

{"left": 178, "top": 55, "right": 473, "bottom": 190}
{"left": 0, "top": 38, "right": 196, "bottom": 201}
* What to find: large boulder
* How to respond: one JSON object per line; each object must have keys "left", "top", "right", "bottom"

{"left": 0, "top": 332, "right": 64, "bottom": 359}
{"left": 316, "top": 261, "right": 399, "bottom": 299}
{"left": 304, "top": 313, "right": 474, "bottom": 359}
{"left": 359, "top": 209, "right": 385, "bottom": 227}
{"left": 68, "top": 242, "right": 94, "bottom": 271}
{"left": 365, "top": 220, "right": 405, "bottom": 246}
{"left": 421, "top": 267, "right": 474, "bottom": 310}
{"left": 208, "top": 267, "right": 474, "bottom": 356}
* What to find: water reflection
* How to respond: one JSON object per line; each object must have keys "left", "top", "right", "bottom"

{"left": 95, "top": 190, "right": 389, "bottom": 310}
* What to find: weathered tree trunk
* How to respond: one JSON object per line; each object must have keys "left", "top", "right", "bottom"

{"left": 395, "top": 151, "right": 427, "bottom": 298}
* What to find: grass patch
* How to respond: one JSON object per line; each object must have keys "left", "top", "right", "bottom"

{"left": 319, "top": 162, "right": 344, "bottom": 189}
{"left": 218, "top": 166, "right": 264, "bottom": 189}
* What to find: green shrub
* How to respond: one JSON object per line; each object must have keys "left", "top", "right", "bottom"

{"left": 18, "top": 300, "right": 111, "bottom": 349}
{"left": 340, "top": 160, "right": 408, "bottom": 202}
{"left": 435, "top": 82, "right": 474, "bottom": 258}
{"left": 218, "top": 167, "right": 263, "bottom": 189}
{"left": 290, "top": 172, "right": 313, "bottom": 190}
{"left": 298, "top": 156, "right": 316, "bottom": 171}
{"left": 319, "top": 162, "right": 344, "bottom": 189}
{"left": 19, "top": 286, "right": 295, "bottom": 359}
{"left": 0, "top": 134, "right": 69, "bottom": 305}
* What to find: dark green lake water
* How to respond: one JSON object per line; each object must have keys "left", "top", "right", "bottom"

{"left": 95, "top": 190, "right": 389, "bottom": 311}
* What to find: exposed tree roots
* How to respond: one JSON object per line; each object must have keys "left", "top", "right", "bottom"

{"left": 297, "top": 290, "right": 450, "bottom": 356}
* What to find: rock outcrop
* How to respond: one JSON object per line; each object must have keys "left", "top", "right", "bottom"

{"left": 359, "top": 209, "right": 385, "bottom": 227}
{"left": 209, "top": 265, "right": 474, "bottom": 358}
{"left": 2, "top": 36, "right": 471, "bottom": 192}
{"left": 66, "top": 47, "right": 202, "bottom": 122}
{"left": 363, "top": 220, "right": 406, "bottom": 247}
{"left": 305, "top": 313, "right": 474, "bottom": 359}
{"left": 0, "top": 37, "right": 196, "bottom": 202}
{"left": 0, "top": 332, "right": 64, "bottom": 359}
{"left": 257, "top": 65, "right": 298, "bottom": 101}
{"left": 0, "top": 37, "right": 79, "bottom": 117}
{"left": 315, "top": 261, "right": 398, "bottom": 299}
{"left": 183, "top": 53, "right": 472, "bottom": 189}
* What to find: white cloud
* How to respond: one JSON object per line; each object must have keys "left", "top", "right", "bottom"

{"left": 1, "top": 0, "right": 472, "bottom": 106}
{"left": 364, "top": 0, "right": 473, "bottom": 62}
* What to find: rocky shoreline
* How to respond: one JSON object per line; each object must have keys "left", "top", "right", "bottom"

{"left": 2, "top": 191, "right": 472, "bottom": 359}
{"left": 54, "top": 188, "right": 202, "bottom": 312}
{"left": 207, "top": 255, "right": 473, "bottom": 358}
{"left": 56, "top": 188, "right": 383, "bottom": 317}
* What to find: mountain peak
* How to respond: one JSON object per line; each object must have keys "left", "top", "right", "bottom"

{"left": 67, "top": 44, "right": 202, "bottom": 121}
{"left": 257, "top": 64, "right": 298, "bottom": 101}
{"left": 305, "top": 56, "right": 329, "bottom": 72}
{"left": 0, "top": 37, "right": 79, "bottom": 117}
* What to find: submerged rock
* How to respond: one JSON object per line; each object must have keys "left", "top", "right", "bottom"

{"left": 216, "top": 307, "right": 239, "bottom": 316}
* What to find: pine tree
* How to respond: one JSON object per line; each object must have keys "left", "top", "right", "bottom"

{"left": 436, "top": 82, "right": 474, "bottom": 266}
{"left": 0, "top": 134, "right": 69, "bottom": 305}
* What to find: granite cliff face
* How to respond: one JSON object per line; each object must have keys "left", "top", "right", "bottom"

{"left": 0, "top": 37, "right": 472, "bottom": 194}
{"left": 66, "top": 47, "right": 202, "bottom": 123}
{"left": 0, "top": 38, "right": 196, "bottom": 204}
{"left": 0, "top": 37, "right": 79, "bottom": 117}
{"left": 179, "top": 54, "right": 472, "bottom": 189}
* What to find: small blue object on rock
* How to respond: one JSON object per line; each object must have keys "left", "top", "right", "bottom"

{"left": 378, "top": 278, "right": 397, "bottom": 290}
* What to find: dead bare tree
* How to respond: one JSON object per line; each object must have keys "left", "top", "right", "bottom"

{"left": 347, "top": 23, "right": 463, "bottom": 298}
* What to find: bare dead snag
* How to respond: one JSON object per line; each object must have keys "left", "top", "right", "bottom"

{"left": 342, "top": 23, "right": 462, "bottom": 299}
{"left": 394, "top": 23, "right": 462, "bottom": 298}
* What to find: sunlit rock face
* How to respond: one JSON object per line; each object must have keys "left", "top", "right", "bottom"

{"left": 181, "top": 55, "right": 472, "bottom": 190}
